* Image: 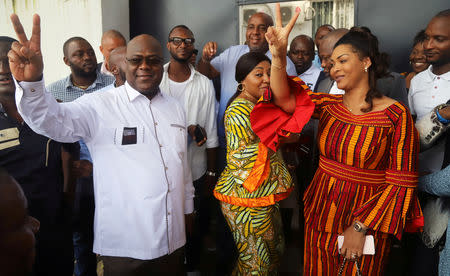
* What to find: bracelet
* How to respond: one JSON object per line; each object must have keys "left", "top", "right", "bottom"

{"left": 206, "top": 170, "right": 216, "bottom": 177}
{"left": 436, "top": 108, "right": 450, "bottom": 124}
{"left": 271, "top": 62, "right": 286, "bottom": 70}
{"left": 353, "top": 221, "right": 367, "bottom": 234}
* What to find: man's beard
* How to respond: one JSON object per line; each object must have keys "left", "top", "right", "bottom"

{"left": 70, "top": 63, "right": 97, "bottom": 78}
{"left": 170, "top": 51, "right": 192, "bottom": 63}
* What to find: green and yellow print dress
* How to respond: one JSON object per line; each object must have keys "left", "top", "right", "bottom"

{"left": 214, "top": 97, "right": 293, "bottom": 276}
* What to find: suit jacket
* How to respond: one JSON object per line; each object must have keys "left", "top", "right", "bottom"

{"left": 313, "top": 71, "right": 334, "bottom": 93}
{"left": 377, "top": 72, "right": 408, "bottom": 107}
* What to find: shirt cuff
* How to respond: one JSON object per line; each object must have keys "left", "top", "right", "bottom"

{"left": 18, "top": 78, "right": 46, "bottom": 98}
{"left": 184, "top": 198, "right": 194, "bottom": 214}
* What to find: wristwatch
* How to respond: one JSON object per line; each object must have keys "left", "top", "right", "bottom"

{"left": 206, "top": 171, "right": 216, "bottom": 177}
{"left": 353, "top": 222, "right": 367, "bottom": 234}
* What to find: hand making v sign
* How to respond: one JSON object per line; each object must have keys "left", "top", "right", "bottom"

{"left": 8, "top": 14, "right": 44, "bottom": 82}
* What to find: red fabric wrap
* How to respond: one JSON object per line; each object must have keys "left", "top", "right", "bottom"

{"left": 250, "top": 76, "right": 315, "bottom": 151}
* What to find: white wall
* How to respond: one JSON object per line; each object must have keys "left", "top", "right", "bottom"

{"left": 0, "top": 0, "right": 129, "bottom": 84}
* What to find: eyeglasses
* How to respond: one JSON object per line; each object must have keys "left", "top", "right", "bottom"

{"left": 168, "top": 37, "right": 195, "bottom": 46}
{"left": 126, "top": 56, "right": 163, "bottom": 66}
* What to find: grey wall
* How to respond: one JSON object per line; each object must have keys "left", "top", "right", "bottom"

{"left": 355, "top": 0, "right": 449, "bottom": 73}
{"left": 130, "top": 0, "right": 238, "bottom": 62}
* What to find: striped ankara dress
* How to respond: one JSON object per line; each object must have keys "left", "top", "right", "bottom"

{"left": 251, "top": 77, "right": 423, "bottom": 276}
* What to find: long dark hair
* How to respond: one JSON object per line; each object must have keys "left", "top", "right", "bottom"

{"left": 336, "top": 29, "right": 389, "bottom": 112}
{"left": 225, "top": 52, "right": 271, "bottom": 110}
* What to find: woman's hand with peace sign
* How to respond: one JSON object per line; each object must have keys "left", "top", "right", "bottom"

{"left": 8, "top": 14, "right": 43, "bottom": 82}
{"left": 265, "top": 3, "right": 300, "bottom": 59}
{"left": 267, "top": 3, "right": 300, "bottom": 114}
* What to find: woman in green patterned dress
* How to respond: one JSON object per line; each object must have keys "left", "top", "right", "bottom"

{"left": 213, "top": 52, "right": 294, "bottom": 275}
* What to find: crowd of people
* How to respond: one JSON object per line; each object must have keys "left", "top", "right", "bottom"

{"left": 0, "top": 4, "right": 449, "bottom": 276}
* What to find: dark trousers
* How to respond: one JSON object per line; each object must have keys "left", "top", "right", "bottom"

{"left": 32, "top": 219, "right": 73, "bottom": 276}
{"left": 73, "top": 177, "right": 97, "bottom": 276}
{"left": 185, "top": 174, "right": 213, "bottom": 271}
{"left": 101, "top": 247, "right": 185, "bottom": 276}
{"left": 215, "top": 146, "right": 238, "bottom": 276}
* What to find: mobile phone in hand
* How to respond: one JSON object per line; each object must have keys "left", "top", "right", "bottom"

{"left": 194, "top": 125, "right": 206, "bottom": 143}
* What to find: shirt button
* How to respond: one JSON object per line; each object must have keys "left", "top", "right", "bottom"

{"left": 31, "top": 88, "right": 35, "bottom": 92}
{"left": 437, "top": 77, "right": 440, "bottom": 80}
{"left": 159, "top": 144, "right": 162, "bottom": 147}
{"left": 155, "top": 122, "right": 158, "bottom": 126}
{"left": 168, "top": 212, "right": 171, "bottom": 215}
{"left": 165, "top": 167, "right": 168, "bottom": 171}
{"left": 435, "top": 86, "right": 438, "bottom": 89}
{"left": 432, "top": 96, "right": 435, "bottom": 99}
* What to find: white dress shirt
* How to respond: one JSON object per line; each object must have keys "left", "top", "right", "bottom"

{"left": 299, "top": 63, "right": 321, "bottom": 90}
{"left": 160, "top": 63, "right": 219, "bottom": 181}
{"left": 16, "top": 79, "right": 195, "bottom": 260}
{"left": 409, "top": 66, "right": 450, "bottom": 173}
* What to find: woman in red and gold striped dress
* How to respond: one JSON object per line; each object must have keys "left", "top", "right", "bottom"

{"left": 250, "top": 6, "right": 423, "bottom": 276}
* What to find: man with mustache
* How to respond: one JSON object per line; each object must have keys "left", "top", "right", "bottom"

{"left": 47, "top": 36, "right": 114, "bottom": 276}
{"left": 9, "top": 14, "right": 194, "bottom": 276}
{"left": 160, "top": 24, "right": 218, "bottom": 274}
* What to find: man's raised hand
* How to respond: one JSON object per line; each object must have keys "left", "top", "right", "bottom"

{"left": 265, "top": 3, "right": 300, "bottom": 58}
{"left": 8, "top": 14, "right": 43, "bottom": 82}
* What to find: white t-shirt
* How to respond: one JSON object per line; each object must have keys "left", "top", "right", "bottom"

{"left": 160, "top": 63, "right": 219, "bottom": 180}
{"left": 329, "top": 81, "right": 345, "bottom": 95}
{"left": 299, "top": 63, "right": 321, "bottom": 90}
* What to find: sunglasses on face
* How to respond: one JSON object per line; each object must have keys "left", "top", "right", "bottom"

{"left": 126, "top": 56, "right": 163, "bottom": 66}
{"left": 168, "top": 37, "right": 195, "bottom": 46}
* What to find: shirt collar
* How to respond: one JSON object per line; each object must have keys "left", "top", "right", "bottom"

{"left": 300, "top": 64, "right": 316, "bottom": 77}
{"left": 426, "top": 65, "right": 450, "bottom": 81}
{"left": 124, "top": 81, "right": 162, "bottom": 103}
{"left": 66, "top": 73, "right": 108, "bottom": 90}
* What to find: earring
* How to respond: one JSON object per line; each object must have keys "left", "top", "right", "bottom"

{"left": 364, "top": 67, "right": 368, "bottom": 73}
{"left": 237, "top": 83, "right": 245, "bottom": 92}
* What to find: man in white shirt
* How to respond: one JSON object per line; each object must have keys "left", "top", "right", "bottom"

{"left": 409, "top": 10, "right": 450, "bottom": 173}
{"left": 159, "top": 24, "right": 218, "bottom": 272}
{"left": 9, "top": 14, "right": 194, "bottom": 275}
{"left": 288, "top": 34, "right": 321, "bottom": 90}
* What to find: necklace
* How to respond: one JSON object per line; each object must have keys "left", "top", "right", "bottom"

{"left": 342, "top": 96, "right": 366, "bottom": 113}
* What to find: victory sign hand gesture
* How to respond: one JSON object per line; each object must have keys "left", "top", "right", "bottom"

{"left": 8, "top": 14, "right": 44, "bottom": 82}
{"left": 265, "top": 3, "right": 300, "bottom": 59}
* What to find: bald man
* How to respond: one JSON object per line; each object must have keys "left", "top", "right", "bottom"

{"left": 10, "top": 14, "right": 194, "bottom": 275}
{"left": 107, "top": 46, "right": 127, "bottom": 87}
{"left": 99, "top": 30, "right": 126, "bottom": 76}
{"left": 288, "top": 35, "right": 321, "bottom": 90}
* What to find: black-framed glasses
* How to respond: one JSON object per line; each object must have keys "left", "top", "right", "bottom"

{"left": 126, "top": 56, "right": 163, "bottom": 66}
{"left": 168, "top": 37, "right": 195, "bottom": 46}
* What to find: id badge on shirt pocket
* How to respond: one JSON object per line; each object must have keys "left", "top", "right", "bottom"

{"left": 115, "top": 126, "right": 144, "bottom": 145}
